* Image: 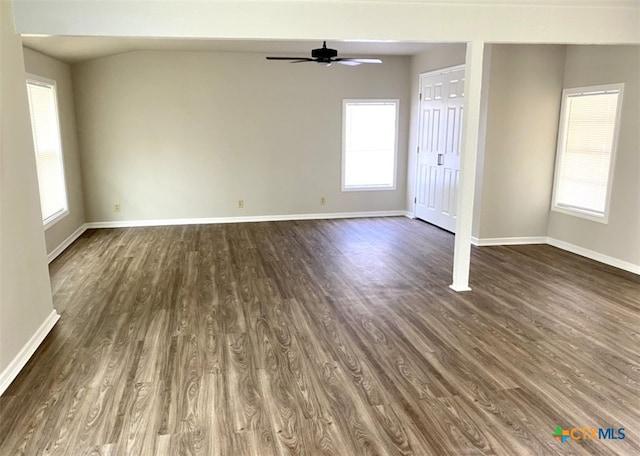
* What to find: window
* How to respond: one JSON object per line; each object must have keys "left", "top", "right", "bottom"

{"left": 342, "top": 100, "right": 398, "bottom": 191}
{"left": 26, "top": 75, "right": 68, "bottom": 227}
{"left": 552, "top": 84, "right": 624, "bottom": 223}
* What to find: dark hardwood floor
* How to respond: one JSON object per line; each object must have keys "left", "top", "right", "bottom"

{"left": 1, "top": 217, "right": 639, "bottom": 455}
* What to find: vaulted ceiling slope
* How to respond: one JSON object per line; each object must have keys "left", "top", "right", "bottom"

{"left": 19, "top": 37, "right": 436, "bottom": 65}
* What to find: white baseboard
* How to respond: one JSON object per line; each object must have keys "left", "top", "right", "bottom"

{"left": 471, "top": 235, "right": 638, "bottom": 275}
{"left": 472, "top": 236, "right": 548, "bottom": 247}
{"left": 47, "top": 224, "right": 87, "bottom": 264}
{"left": 449, "top": 284, "right": 472, "bottom": 292}
{"left": 78, "top": 217, "right": 640, "bottom": 275}
{"left": 86, "top": 215, "right": 637, "bottom": 275}
{"left": 547, "top": 237, "right": 640, "bottom": 275}
{"left": 85, "top": 210, "right": 406, "bottom": 229}
{"left": 0, "top": 310, "right": 59, "bottom": 396}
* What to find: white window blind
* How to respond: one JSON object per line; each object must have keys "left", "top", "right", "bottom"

{"left": 26, "top": 77, "right": 68, "bottom": 225}
{"left": 552, "top": 84, "right": 623, "bottom": 222}
{"left": 342, "top": 100, "right": 398, "bottom": 190}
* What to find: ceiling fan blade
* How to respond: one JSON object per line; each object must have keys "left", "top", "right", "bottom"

{"left": 266, "top": 43, "right": 382, "bottom": 67}
{"left": 334, "top": 58, "right": 383, "bottom": 64}
{"left": 266, "top": 57, "right": 313, "bottom": 61}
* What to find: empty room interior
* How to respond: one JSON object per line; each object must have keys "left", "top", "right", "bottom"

{"left": 1, "top": 0, "right": 639, "bottom": 455}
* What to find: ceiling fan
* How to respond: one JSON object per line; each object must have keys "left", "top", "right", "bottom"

{"left": 266, "top": 41, "right": 383, "bottom": 67}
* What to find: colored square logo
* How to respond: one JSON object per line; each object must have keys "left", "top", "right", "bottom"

{"left": 553, "top": 426, "right": 570, "bottom": 444}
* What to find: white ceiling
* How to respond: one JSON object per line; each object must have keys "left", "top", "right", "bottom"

{"left": 21, "top": 36, "right": 441, "bottom": 64}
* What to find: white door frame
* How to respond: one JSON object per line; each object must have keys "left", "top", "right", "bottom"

{"left": 413, "top": 64, "right": 466, "bottom": 221}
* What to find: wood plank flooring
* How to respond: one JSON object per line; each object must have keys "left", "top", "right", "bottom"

{"left": 1, "top": 217, "right": 639, "bottom": 455}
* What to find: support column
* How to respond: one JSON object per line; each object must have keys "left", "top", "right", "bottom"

{"left": 450, "top": 41, "right": 485, "bottom": 292}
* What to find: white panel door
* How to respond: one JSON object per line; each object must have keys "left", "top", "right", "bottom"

{"left": 415, "top": 66, "right": 465, "bottom": 232}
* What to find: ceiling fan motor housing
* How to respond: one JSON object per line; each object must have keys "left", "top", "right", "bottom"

{"left": 312, "top": 45, "right": 337, "bottom": 61}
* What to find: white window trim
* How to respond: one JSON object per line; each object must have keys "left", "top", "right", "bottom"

{"left": 551, "top": 83, "right": 624, "bottom": 224}
{"left": 43, "top": 207, "right": 70, "bottom": 230}
{"left": 26, "top": 73, "right": 70, "bottom": 229}
{"left": 341, "top": 99, "right": 399, "bottom": 192}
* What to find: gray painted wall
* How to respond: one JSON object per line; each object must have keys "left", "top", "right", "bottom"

{"left": 72, "top": 51, "right": 411, "bottom": 222}
{"left": 548, "top": 45, "right": 640, "bottom": 266}
{"left": 0, "top": 0, "right": 55, "bottom": 386}
{"left": 407, "top": 44, "right": 567, "bottom": 242}
{"left": 479, "top": 44, "right": 566, "bottom": 239}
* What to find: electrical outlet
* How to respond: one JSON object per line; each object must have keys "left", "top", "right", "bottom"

{"left": 320, "top": 197, "right": 326, "bottom": 205}
{"left": 114, "top": 203, "right": 121, "bottom": 212}
{"left": 238, "top": 200, "right": 244, "bottom": 209}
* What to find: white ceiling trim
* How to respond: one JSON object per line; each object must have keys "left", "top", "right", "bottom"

{"left": 14, "top": 0, "right": 640, "bottom": 46}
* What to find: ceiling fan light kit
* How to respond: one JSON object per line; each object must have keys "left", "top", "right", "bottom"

{"left": 266, "top": 41, "right": 383, "bottom": 67}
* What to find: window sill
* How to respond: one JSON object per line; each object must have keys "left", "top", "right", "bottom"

{"left": 551, "top": 206, "right": 608, "bottom": 224}
{"left": 342, "top": 185, "right": 396, "bottom": 192}
{"left": 44, "top": 209, "right": 69, "bottom": 230}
